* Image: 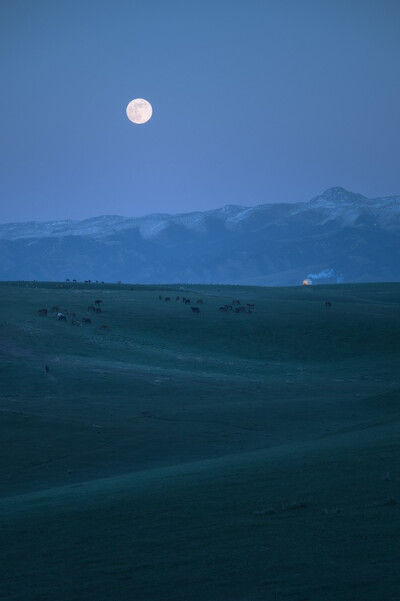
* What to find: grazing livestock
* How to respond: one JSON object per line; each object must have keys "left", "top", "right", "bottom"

{"left": 82, "top": 318, "right": 91, "bottom": 324}
{"left": 196, "top": 299, "right": 203, "bottom": 304}
{"left": 158, "top": 295, "right": 162, "bottom": 300}
{"left": 176, "top": 296, "right": 180, "bottom": 301}
{"left": 246, "top": 303, "right": 255, "bottom": 310}
{"left": 57, "top": 313, "right": 67, "bottom": 321}
{"left": 51, "top": 306, "right": 59, "bottom": 312}
{"left": 37, "top": 308, "right": 48, "bottom": 316}
{"left": 219, "top": 306, "right": 228, "bottom": 312}
{"left": 87, "top": 305, "right": 96, "bottom": 313}
{"left": 191, "top": 306, "right": 200, "bottom": 313}
{"left": 224, "top": 304, "right": 233, "bottom": 311}
{"left": 164, "top": 297, "right": 171, "bottom": 302}
{"left": 184, "top": 299, "right": 191, "bottom": 304}
{"left": 95, "top": 307, "right": 102, "bottom": 313}
{"left": 94, "top": 300, "right": 102, "bottom": 305}
{"left": 71, "top": 318, "right": 81, "bottom": 326}
{"left": 232, "top": 299, "right": 240, "bottom": 305}
{"left": 235, "top": 306, "right": 251, "bottom": 313}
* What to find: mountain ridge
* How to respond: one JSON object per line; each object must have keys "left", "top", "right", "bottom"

{"left": 1, "top": 187, "right": 399, "bottom": 285}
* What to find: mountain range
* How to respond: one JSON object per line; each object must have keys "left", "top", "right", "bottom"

{"left": 1, "top": 187, "right": 399, "bottom": 285}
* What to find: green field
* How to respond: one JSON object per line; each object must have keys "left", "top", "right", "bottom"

{"left": 1, "top": 281, "right": 399, "bottom": 600}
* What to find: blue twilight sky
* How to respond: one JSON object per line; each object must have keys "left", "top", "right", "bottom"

{"left": 1, "top": 0, "right": 400, "bottom": 223}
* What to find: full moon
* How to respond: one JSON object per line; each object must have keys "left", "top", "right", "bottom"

{"left": 126, "top": 98, "right": 152, "bottom": 124}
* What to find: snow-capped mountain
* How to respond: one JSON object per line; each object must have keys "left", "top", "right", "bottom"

{"left": 0, "top": 187, "right": 399, "bottom": 285}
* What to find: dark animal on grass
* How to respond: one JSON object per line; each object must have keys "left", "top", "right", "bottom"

{"left": 181, "top": 297, "right": 187, "bottom": 303}
{"left": 224, "top": 304, "right": 233, "bottom": 311}
{"left": 57, "top": 314, "right": 67, "bottom": 321}
{"left": 51, "top": 305, "right": 59, "bottom": 312}
{"left": 185, "top": 299, "right": 191, "bottom": 304}
{"left": 158, "top": 295, "right": 162, "bottom": 300}
{"left": 45, "top": 365, "right": 49, "bottom": 373}
{"left": 94, "top": 300, "right": 102, "bottom": 305}
{"left": 176, "top": 296, "right": 180, "bottom": 301}
{"left": 235, "top": 306, "right": 247, "bottom": 313}
{"left": 246, "top": 303, "right": 255, "bottom": 310}
{"left": 87, "top": 305, "right": 96, "bottom": 313}
{"left": 191, "top": 306, "right": 200, "bottom": 313}
{"left": 37, "top": 308, "right": 48, "bottom": 316}
{"left": 325, "top": 301, "right": 332, "bottom": 308}
{"left": 95, "top": 307, "right": 102, "bottom": 313}
{"left": 232, "top": 299, "right": 240, "bottom": 305}
{"left": 164, "top": 297, "right": 170, "bottom": 302}
{"left": 82, "top": 318, "right": 91, "bottom": 324}
{"left": 219, "top": 306, "right": 228, "bottom": 312}
{"left": 71, "top": 318, "right": 81, "bottom": 326}
{"left": 196, "top": 299, "right": 203, "bottom": 304}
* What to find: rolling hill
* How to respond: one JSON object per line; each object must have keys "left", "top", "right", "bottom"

{"left": 0, "top": 280, "right": 400, "bottom": 600}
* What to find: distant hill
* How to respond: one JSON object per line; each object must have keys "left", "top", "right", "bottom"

{"left": 0, "top": 186, "right": 399, "bottom": 285}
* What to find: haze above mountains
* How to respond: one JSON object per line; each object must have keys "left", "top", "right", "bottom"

{"left": 1, "top": 187, "right": 399, "bottom": 286}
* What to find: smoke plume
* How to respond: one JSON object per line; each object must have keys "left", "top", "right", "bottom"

{"left": 306, "top": 268, "right": 343, "bottom": 283}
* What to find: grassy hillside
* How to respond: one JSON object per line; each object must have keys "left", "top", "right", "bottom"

{"left": 0, "top": 281, "right": 399, "bottom": 600}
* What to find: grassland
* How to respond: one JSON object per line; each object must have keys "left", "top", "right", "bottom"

{"left": 0, "top": 280, "right": 399, "bottom": 600}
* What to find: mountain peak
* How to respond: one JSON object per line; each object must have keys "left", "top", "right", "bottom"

{"left": 312, "top": 187, "right": 368, "bottom": 204}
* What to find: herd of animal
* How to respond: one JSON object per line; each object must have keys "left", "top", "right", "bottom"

{"left": 36, "top": 294, "right": 257, "bottom": 327}
{"left": 37, "top": 300, "right": 109, "bottom": 329}
{"left": 157, "top": 294, "right": 255, "bottom": 314}
{"left": 36, "top": 291, "right": 334, "bottom": 333}
{"left": 158, "top": 295, "right": 206, "bottom": 314}
{"left": 219, "top": 301, "right": 255, "bottom": 313}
